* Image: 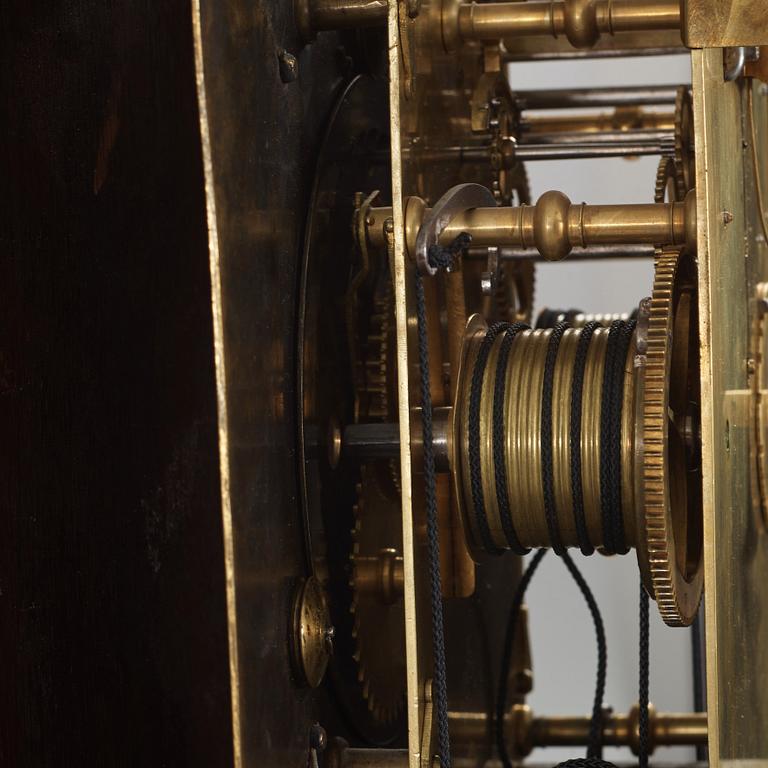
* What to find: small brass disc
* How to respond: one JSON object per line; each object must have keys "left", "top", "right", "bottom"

{"left": 290, "top": 576, "right": 334, "bottom": 688}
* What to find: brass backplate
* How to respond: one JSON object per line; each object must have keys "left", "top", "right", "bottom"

{"left": 692, "top": 49, "right": 768, "bottom": 764}
{"left": 684, "top": 0, "right": 768, "bottom": 48}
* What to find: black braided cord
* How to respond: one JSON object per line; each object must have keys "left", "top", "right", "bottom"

{"left": 497, "top": 550, "right": 612, "bottom": 768}
{"left": 598, "top": 320, "right": 635, "bottom": 555}
{"left": 414, "top": 267, "right": 453, "bottom": 768}
{"left": 570, "top": 321, "right": 601, "bottom": 555}
{"left": 639, "top": 583, "right": 651, "bottom": 768}
{"left": 609, "top": 321, "right": 635, "bottom": 554}
{"left": 598, "top": 322, "right": 621, "bottom": 554}
{"left": 417, "top": 240, "right": 647, "bottom": 768}
{"left": 483, "top": 315, "right": 651, "bottom": 768}
{"left": 496, "top": 549, "right": 548, "bottom": 768}
{"left": 560, "top": 551, "right": 608, "bottom": 759}
{"left": 493, "top": 323, "right": 530, "bottom": 555}
{"left": 428, "top": 232, "right": 472, "bottom": 270}
{"left": 469, "top": 321, "right": 511, "bottom": 555}
{"left": 541, "top": 322, "right": 570, "bottom": 555}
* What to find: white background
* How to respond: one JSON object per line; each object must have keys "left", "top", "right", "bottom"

{"left": 505, "top": 52, "right": 696, "bottom": 765}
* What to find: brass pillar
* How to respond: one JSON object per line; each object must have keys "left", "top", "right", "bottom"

{"left": 449, "top": 704, "right": 708, "bottom": 757}
{"left": 295, "top": 0, "right": 388, "bottom": 39}
{"left": 449, "top": 0, "right": 681, "bottom": 50}
{"left": 367, "top": 189, "right": 696, "bottom": 262}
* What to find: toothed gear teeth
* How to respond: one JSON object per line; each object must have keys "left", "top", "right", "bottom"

{"left": 673, "top": 86, "right": 694, "bottom": 200}
{"left": 641, "top": 251, "right": 704, "bottom": 627}
{"left": 655, "top": 155, "right": 678, "bottom": 204}
{"left": 350, "top": 467, "right": 406, "bottom": 723}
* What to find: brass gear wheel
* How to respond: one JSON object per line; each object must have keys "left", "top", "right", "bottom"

{"left": 491, "top": 259, "right": 536, "bottom": 323}
{"left": 654, "top": 155, "right": 678, "bottom": 204}
{"left": 350, "top": 466, "right": 406, "bottom": 722}
{"left": 673, "top": 86, "right": 695, "bottom": 201}
{"left": 358, "top": 283, "right": 394, "bottom": 422}
{"left": 358, "top": 280, "right": 401, "bottom": 493}
{"left": 639, "top": 249, "right": 704, "bottom": 626}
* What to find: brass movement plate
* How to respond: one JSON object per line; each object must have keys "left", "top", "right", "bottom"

{"left": 692, "top": 49, "right": 768, "bottom": 766}
{"left": 386, "top": 4, "right": 423, "bottom": 767}
{"left": 388, "top": 2, "right": 529, "bottom": 765}
{"left": 684, "top": 0, "right": 768, "bottom": 48}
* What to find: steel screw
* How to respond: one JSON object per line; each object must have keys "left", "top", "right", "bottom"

{"left": 309, "top": 724, "right": 328, "bottom": 752}
{"left": 278, "top": 49, "right": 299, "bottom": 84}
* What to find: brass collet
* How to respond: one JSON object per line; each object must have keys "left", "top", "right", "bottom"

{"left": 367, "top": 188, "right": 696, "bottom": 262}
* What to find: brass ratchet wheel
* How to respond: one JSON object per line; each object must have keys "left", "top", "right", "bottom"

{"left": 451, "top": 251, "right": 703, "bottom": 626}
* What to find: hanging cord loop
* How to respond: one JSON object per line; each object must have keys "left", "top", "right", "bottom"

{"left": 414, "top": 231, "right": 473, "bottom": 768}
{"left": 428, "top": 231, "right": 472, "bottom": 271}
{"left": 560, "top": 551, "right": 608, "bottom": 759}
{"left": 496, "top": 548, "right": 548, "bottom": 768}
{"left": 497, "top": 558, "right": 653, "bottom": 768}
{"left": 496, "top": 550, "right": 610, "bottom": 768}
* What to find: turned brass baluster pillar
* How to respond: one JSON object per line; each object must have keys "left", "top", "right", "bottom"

{"left": 448, "top": 704, "right": 708, "bottom": 758}
{"left": 444, "top": 0, "right": 682, "bottom": 50}
{"left": 366, "top": 188, "right": 696, "bottom": 262}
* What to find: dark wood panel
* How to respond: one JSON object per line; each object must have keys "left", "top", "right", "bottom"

{"left": 0, "top": 2, "right": 232, "bottom": 765}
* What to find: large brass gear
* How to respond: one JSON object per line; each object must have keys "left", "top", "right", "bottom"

{"left": 673, "top": 86, "right": 695, "bottom": 201}
{"left": 639, "top": 249, "right": 704, "bottom": 626}
{"left": 350, "top": 271, "right": 404, "bottom": 721}
{"left": 350, "top": 466, "right": 406, "bottom": 723}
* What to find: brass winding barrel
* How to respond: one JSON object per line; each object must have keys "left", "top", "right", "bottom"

{"left": 451, "top": 250, "right": 705, "bottom": 626}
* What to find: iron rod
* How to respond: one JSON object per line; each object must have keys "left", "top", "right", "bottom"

{"left": 515, "top": 85, "right": 681, "bottom": 110}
